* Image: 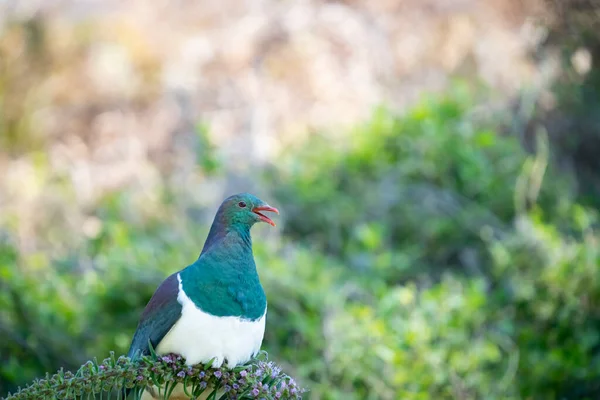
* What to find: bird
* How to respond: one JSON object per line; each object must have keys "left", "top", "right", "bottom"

{"left": 127, "top": 193, "right": 279, "bottom": 399}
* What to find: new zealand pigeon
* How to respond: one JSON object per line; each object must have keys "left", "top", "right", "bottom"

{"left": 127, "top": 193, "right": 279, "bottom": 397}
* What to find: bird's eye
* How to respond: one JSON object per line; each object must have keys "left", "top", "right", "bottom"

{"left": 238, "top": 201, "right": 247, "bottom": 208}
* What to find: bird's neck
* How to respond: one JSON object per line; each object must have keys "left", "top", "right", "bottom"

{"left": 201, "top": 216, "right": 252, "bottom": 256}
{"left": 203, "top": 225, "right": 253, "bottom": 264}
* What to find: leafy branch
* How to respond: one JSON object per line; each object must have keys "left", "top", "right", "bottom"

{"left": 3, "top": 351, "right": 303, "bottom": 400}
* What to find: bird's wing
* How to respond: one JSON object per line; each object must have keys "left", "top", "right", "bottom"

{"left": 127, "top": 272, "right": 183, "bottom": 359}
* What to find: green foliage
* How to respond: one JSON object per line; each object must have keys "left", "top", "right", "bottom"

{"left": 263, "top": 90, "right": 600, "bottom": 399}
{"left": 270, "top": 90, "right": 570, "bottom": 284}
{"left": 2, "top": 88, "right": 600, "bottom": 400}
{"left": 4, "top": 351, "right": 302, "bottom": 400}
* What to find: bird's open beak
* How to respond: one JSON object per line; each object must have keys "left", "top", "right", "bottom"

{"left": 252, "top": 205, "right": 279, "bottom": 226}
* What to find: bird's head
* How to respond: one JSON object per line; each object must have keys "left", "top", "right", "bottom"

{"left": 218, "top": 193, "right": 279, "bottom": 228}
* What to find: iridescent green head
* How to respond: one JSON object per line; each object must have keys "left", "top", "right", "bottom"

{"left": 217, "top": 193, "right": 279, "bottom": 228}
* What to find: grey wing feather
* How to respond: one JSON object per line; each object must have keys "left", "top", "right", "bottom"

{"left": 127, "top": 272, "right": 183, "bottom": 359}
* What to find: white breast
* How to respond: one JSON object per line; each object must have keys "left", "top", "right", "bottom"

{"left": 155, "top": 274, "right": 266, "bottom": 368}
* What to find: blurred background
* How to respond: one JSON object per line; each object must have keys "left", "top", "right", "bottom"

{"left": 1, "top": 0, "right": 600, "bottom": 399}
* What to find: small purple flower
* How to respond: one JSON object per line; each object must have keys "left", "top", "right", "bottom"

{"left": 271, "top": 366, "right": 281, "bottom": 378}
{"left": 199, "top": 371, "right": 205, "bottom": 378}
{"left": 255, "top": 369, "right": 264, "bottom": 377}
{"left": 199, "top": 381, "right": 207, "bottom": 389}
{"left": 240, "top": 370, "right": 248, "bottom": 377}
{"left": 177, "top": 371, "right": 186, "bottom": 378}
{"left": 252, "top": 388, "right": 260, "bottom": 396}
{"left": 290, "top": 388, "right": 297, "bottom": 395}
{"left": 214, "top": 370, "right": 222, "bottom": 378}
{"left": 233, "top": 383, "right": 239, "bottom": 390}
{"left": 99, "top": 365, "right": 106, "bottom": 371}
{"left": 224, "top": 385, "right": 231, "bottom": 392}
{"left": 161, "top": 355, "right": 172, "bottom": 363}
{"left": 136, "top": 375, "right": 144, "bottom": 381}
{"left": 275, "top": 392, "right": 282, "bottom": 399}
